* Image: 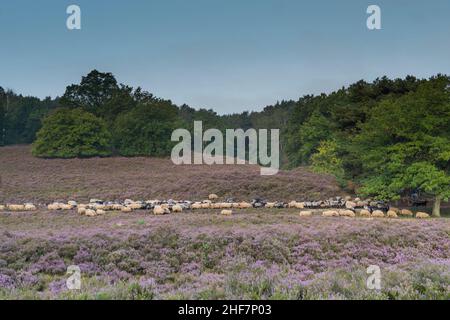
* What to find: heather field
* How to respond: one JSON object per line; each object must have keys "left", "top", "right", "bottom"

{"left": 0, "top": 146, "right": 449, "bottom": 300}
{"left": 0, "top": 146, "right": 343, "bottom": 203}
{"left": 0, "top": 209, "right": 449, "bottom": 300}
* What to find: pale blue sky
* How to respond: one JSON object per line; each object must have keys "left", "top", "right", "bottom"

{"left": 1, "top": 0, "right": 450, "bottom": 113}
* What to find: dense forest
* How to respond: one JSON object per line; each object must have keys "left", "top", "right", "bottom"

{"left": 1, "top": 71, "right": 449, "bottom": 214}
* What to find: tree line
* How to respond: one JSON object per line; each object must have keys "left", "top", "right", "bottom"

{"left": 0, "top": 71, "right": 449, "bottom": 215}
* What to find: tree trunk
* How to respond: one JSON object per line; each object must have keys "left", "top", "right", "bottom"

{"left": 432, "top": 196, "right": 441, "bottom": 217}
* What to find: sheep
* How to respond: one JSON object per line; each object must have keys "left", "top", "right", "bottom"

{"left": 322, "top": 210, "right": 339, "bottom": 217}
{"left": 238, "top": 202, "right": 252, "bottom": 209}
{"left": 232, "top": 203, "right": 240, "bottom": 208}
{"left": 85, "top": 209, "right": 96, "bottom": 217}
{"left": 208, "top": 194, "right": 219, "bottom": 200}
{"left": 220, "top": 209, "right": 233, "bottom": 216}
{"left": 129, "top": 202, "right": 143, "bottom": 210}
{"left": 0, "top": 205, "right": 5, "bottom": 211}
{"left": 68, "top": 201, "right": 77, "bottom": 207}
{"left": 112, "top": 204, "right": 124, "bottom": 211}
{"left": 288, "top": 201, "right": 298, "bottom": 208}
{"left": 399, "top": 209, "right": 413, "bottom": 217}
{"left": 295, "top": 202, "right": 305, "bottom": 209}
{"left": 201, "top": 203, "right": 211, "bottom": 209}
{"left": 212, "top": 203, "right": 222, "bottom": 209}
{"left": 7, "top": 204, "right": 25, "bottom": 211}
{"left": 345, "top": 201, "right": 357, "bottom": 209}
{"left": 359, "top": 209, "right": 371, "bottom": 217}
{"left": 221, "top": 202, "right": 232, "bottom": 209}
{"left": 60, "top": 204, "right": 73, "bottom": 210}
{"left": 77, "top": 207, "right": 86, "bottom": 215}
{"left": 96, "top": 209, "right": 106, "bottom": 215}
{"left": 91, "top": 203, "right": 106, "bottom": 210}
{"left": 24, "top": 203, "right": 37, "bottom": 211}
{"left": 121, "top": 206, "right": 132, "bottom": 213}
{"left": 386, "top": 210, "right": 398, "bottom": 218}
{"left": 153, "top": 205, "right": 165, "bottom": 215}
{"left": 389, "top": 207, "right": 400, "bottom": 213}
{"left": 190, "top": 202, "right": 202, "bottom": 210}
{"left": 48, "top": 203, "right": 60, "bottom": 210}
{"left": 265, "top": 202, "right": 275, "bottom": 208}
{"left": 339, "top": 209, "right": 355, "bottom": 217}
{"left": 172, "top": 204, "right": 183, "bottom": 213}
{"left": 299, "top": 211, "right": 312, "bottom": 217}
{"left": 415, "top": 212, "right": 430, "bottom": 219}
{"left": 371, "top": 210, "right": 385, "bottom": 218}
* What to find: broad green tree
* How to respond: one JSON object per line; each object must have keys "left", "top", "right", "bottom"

{"left": 32, "top": 108, "right": 112, "bottom": 158}
{"left": 61, "top": 70, "right": 120, "bottom": 117}
{"left": 356, "top": 76, "right": 450, "bottom": 216}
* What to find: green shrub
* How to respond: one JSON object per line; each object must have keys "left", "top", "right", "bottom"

{"left": 32, "top": 108, "right": 112, "bottom": 158}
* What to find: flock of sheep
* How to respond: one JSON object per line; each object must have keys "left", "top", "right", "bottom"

{"left": 0, "top": 194, "right": 432, "bottom": 219}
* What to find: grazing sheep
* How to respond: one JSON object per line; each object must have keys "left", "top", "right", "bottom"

{"left": 389, "top": 207, "right": 400, "bottom": 213}
{"left": 295, "top": 202, "right": 305, "bottom": 209}
{"left": 63, "top": 204, "right": 74, "bottom": 210}
{"left": 212, "top": 203, "right": 222, "bottom": 209}
{"left": 288, "top": 201, "right": 297, "bottom": 208}
{"left": 7, "top": 204, "right": 25, "bottom": 211}
{"left": 415, "top": 212, "right": 430, "bottom": 219}
{"left": 359, "top": 209, "right": 371, "bottom": 217}
{"left": 387, "top": 210, "right": 398, "bottom": 218}
{"left": 400, "top": 209, "right": 413, "bottom": 217}
{"left": 322, "top": 210, "right": 339, "bottom": 217}
{"left": 121, "top": 207, "right": 132, "bottom": 213}
{"left": 0, "top": 205, "right": 5, "bottom": 211}
{"left": 265, "top": 202, "right": 275, "bottom": 208}
{"left": 68, "top": 201, "right": 77, "bottom": 207}
{"left": 77, "top": 207, "right": 86, "bottom": 215}
{"left": 112, "top": 204, "right": 124, "bottom": 211}
{"left": 339, "top": 210, "right": 355, "bottom": 217}
{"left": 232, "top": 203, "right": 240, "bottom": 208}
{"left": 345, "top": 201, "right": 356, "bottom": 209}
{"left": 191, "top": 202, "right": 202, "bottom": 210}
{"left": 299, "top": 211, "right": 312, "bottom": 217}
{"left": 85, "top": 209, "right": 96, "bottom": 217}
{"left": 153, "top": 205, "right": 165, "bottom": 215}
{"left": 172, "top": 204, "right": 183, "bottom": 213}
{"left": 220, "top": 209, "right": 233, "bottom": 216}
{"left": 221, "top": 203, "right": 232, "bottom": 209}
{"left": 238, "top": 202, "right": 252, "bottom": 209}
{"left": 96, "top": 209, "right": 106, "bottom": 215}
{"left": 371, "top": 210, "right": 385, "bottom": 218}
{"left": 129, "top": 202, "right": 143, "bottom": 210}
{"left": 24, "top": 203, "right": 37, "bottom": 211}
{"left": 48, "top": 203, "right": 60, "bottom": 210}
{"left": 208, "top": 194, "right": 219, "bottom": 200}
{"left": 201, "top": 202, "right": 211, "bottom": 209}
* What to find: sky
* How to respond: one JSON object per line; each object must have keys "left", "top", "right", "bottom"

{"left": 1, "top": 0, "right": 450, "bottom": 114}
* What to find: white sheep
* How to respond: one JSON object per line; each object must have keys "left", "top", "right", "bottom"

{"left": 415, "top": 212, "right": 430, "bottom": 219}
{"left": 153, "top": 205, "right": 165, "bottom": 215}
{"left": 220, "top": 209, "right": 233, "bottom": 216}
{"left": 172, "top": 204, "right": 183, "bottom": 213}
{"left": 24, "top": 203, "right": 37, "bottom": 211}
{"left": 7, "top": 204, "right": 25, "bottom": 211}
{"left": 371, "top": 210, "right": 385, "bottom": 218}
